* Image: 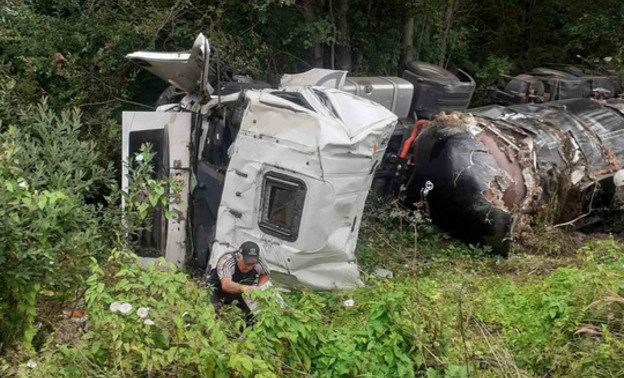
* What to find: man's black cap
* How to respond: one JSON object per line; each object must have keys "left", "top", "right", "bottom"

{"left": 239, "top": 241, "right": 260, "bottom": 264}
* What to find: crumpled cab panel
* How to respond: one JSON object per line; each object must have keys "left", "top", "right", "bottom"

{"left": 208, "top": 88, "right": 397, "bottom": 290}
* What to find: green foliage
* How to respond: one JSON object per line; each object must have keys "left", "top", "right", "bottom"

{"left": 0, "top": 103, "right": 114, "bottom": 349}
{"left": 564, "top": 1, "right": 624, "bottom": 71}
{"left": 0, "top": 103, "right": 175, "bottom": 352}
{"left": 2, "top": 0, "right": 622, "bottom": 127}
{"left": 6, "top": 221, "right": 624, "bottom": 377}
{"left": 469, "top": 56, "right": 512, "bottom": 107}
{"left": 121, "top": 144, "right": 183, "bottom": 248}
{"left": 471, "top": 247, "right": 624, "bottom": 376}
{"left": 30, "top": 250, "right": 233, "bottom": 377}
{"left": 244, "top": 285, "right": 417, "bottom": 376}
{"left": 0, "top": 67, "right": 19, "bottom": 126}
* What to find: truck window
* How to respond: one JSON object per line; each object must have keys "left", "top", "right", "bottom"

{"left": 128, "top": 130, "right": 167, "bottom": 257}
{"left": 259, "top": 172, "right": 306, "bottom": 242}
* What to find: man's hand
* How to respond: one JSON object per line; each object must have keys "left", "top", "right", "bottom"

{"left": 220, "top": 277, "right": 258, "bottom": 294}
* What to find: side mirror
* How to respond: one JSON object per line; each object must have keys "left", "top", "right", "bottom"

{"left": 190, "top": 33, "right": 213, "bottom": 99}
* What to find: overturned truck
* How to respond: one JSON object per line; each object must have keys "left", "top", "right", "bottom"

{"left": 123, "top": 34, "right": 623, "bottom": 289}
{"left": 123, "top": 33, "right": 481, "bottom": 289}
{"left": 405, "top": 99, "right": 624, "bottom": 254}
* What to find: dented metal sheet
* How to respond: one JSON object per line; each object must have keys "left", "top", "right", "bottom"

{"left": 208, "top": 87, "right": 397, "bottom": 289}
{"left": 280, "top": 68, "right": 348, "bottom": 90}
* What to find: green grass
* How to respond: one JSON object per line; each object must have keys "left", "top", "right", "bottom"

{"left": 3, "top": 201, "right": 624, "bottom": 377}
{"left": 351, "top": 201, "right": 624, "bottom": 377}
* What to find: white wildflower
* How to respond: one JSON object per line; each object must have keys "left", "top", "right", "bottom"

{"left": 135, "top": 154, "right": 144, "bottom": 162}
{"left": 343, "top": 299, "right": 355, "bottom": 307}
{"left": 119, "top": 302, "right": 133, "bottom": 315}
{"left": 109, "top": 302, "right": 121, "bottom": 313}
{"left": 137, "top": 307, "right": 150, "bottom": 318}
{"left": 49, "top": 261, "right": 54, "bottom": 265}
{"left": 143, "top": 319, "right": 155, "bottom": 326}
{"left": 18, "top": 181, "right": 27, "bottom": 188}
{"left": 26, "top": 360, "right": 37, "bottom": 369}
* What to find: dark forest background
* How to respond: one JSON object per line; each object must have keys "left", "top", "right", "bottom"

{"left": 2, "top": 0, "right": 623, "bottom": 155}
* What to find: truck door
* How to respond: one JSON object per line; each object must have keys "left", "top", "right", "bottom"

{"left": 122, "top": 111, "right": 192, "bottom": 268}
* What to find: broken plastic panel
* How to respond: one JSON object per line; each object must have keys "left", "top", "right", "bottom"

{"left": 402, "top": 61, "right": 476, "bottom": 119}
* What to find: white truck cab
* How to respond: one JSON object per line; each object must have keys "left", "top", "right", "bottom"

{"left": 123, "top": 34, "right": 398, "bottom": 289}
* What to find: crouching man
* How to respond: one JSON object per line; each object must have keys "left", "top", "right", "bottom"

{"left": 207, "top": 241, "right": 270, "bottom": 314}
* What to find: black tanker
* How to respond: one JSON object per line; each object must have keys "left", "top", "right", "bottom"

{"left": 404, "top": 98, "right": 624, "bottom": 254}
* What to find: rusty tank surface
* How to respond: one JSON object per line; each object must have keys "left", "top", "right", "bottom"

{"left": 404, "top": 98, "right": 624, "bottom": 254}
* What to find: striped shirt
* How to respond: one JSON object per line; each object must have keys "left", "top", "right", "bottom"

{"left": 215, "top": 252, "right": 270, "bottom": 281}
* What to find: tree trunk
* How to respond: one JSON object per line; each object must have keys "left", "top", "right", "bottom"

{"left": 301, "top": 0, "right": 324, "bottom": 67}
{"left": 415, "top": 13, "right": 429, "bottom": 61}
{"left": 399, "top": 16, "right": 415, "bottom": 74}
{"left": 334, "top": 0, "right": 352, "bottom": 71}
{"left": 352, "top": 0, "right": 374, "bottom": 73}
{"left": 438, "top": 0, "right": 457, "bottom": 67}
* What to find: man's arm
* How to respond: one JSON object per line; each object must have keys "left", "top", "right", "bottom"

{"left": 216, "top": 253, "right": 256, "bottom": 294}
{"left": 256, "top": 260, "right": 271, "bottom": 288}
{"left": 258, "top": 273, "right": 269, "bottom": 287}
{"left": 220, "top": 277, "right": 259, "bottom": 294}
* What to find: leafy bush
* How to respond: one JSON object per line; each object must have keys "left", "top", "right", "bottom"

{"left": 29, "top": 250, "right": 234, "bottom": 377}
{"left": 27, "top": 253, "right": 421, "bottom": 377}
{"left": 0, "top": 103, "right": 114, "bottom": 349}
{"left": 469, "top": 55, "right": 512, "bottom": 106}
{"left": 0, "top": 103, "right": 174, "bottom": 353}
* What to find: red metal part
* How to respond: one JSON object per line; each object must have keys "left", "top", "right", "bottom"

{"left": 400, "top": 120, "right": 427, "bottom": 159}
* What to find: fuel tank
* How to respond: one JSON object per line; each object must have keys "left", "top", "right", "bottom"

{"left": 342, "top": 77, "right": 413, "bottom": 119}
